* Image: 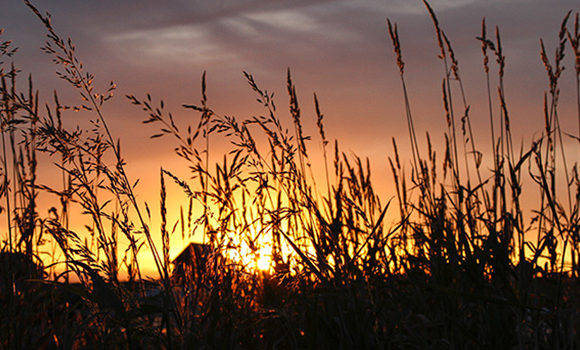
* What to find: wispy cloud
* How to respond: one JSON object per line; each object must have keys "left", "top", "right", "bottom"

{"left": 104, "top": 1, "right": 366, "bottom": 68}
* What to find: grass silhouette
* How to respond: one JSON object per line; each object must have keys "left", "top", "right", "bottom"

{"left": 0, "top": 1, "right": 579, "bottom": 348}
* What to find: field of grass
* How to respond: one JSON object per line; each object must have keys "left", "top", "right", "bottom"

{"left": 1, "top": 1, "right": 580, "bottom": 348}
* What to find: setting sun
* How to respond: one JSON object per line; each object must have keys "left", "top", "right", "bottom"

{"left": 255, "top": 249, "right": 273, "bottom": 272}
{"left": 226, "top": 238, "right": 274, "bottom": 273}
{"left": 1, "top": 0, "right": 579, "bottom": 348}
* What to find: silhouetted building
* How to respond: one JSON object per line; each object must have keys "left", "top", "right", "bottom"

{"left": 171, "top": 243, "right": 213, "bottom": 284}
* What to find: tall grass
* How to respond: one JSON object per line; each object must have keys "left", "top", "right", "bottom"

{"left": 1, "top": 1, "right": 580, "bottom": 348}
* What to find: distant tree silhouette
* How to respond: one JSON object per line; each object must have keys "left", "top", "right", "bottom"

{"left": 0, "top": 251, "right": 44, "bottom": 296}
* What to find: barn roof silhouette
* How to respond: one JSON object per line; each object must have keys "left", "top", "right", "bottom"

{"left": 171, "top": 242, "right": 213, "bottom": 281}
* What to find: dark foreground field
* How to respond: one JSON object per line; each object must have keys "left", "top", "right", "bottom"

{"left": 1, "top": 1, "right": 580, "bottom": 348}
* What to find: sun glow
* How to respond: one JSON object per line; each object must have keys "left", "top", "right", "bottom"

{"left": 226, "top": 234, "right": 275, "bottom": 273}
{"left": 255, "top": 245, "right": 274, "bottom": 272}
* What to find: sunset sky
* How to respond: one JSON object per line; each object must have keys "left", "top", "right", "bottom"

{"left": 2, "top": 1, "right": 577, "bottom": 150}
{"left": 1, "top": 0, "right": 579, "bottom": 274}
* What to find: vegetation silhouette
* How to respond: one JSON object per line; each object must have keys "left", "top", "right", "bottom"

{"left": 0, "top": 0, "right": 579, "bottom": 348}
